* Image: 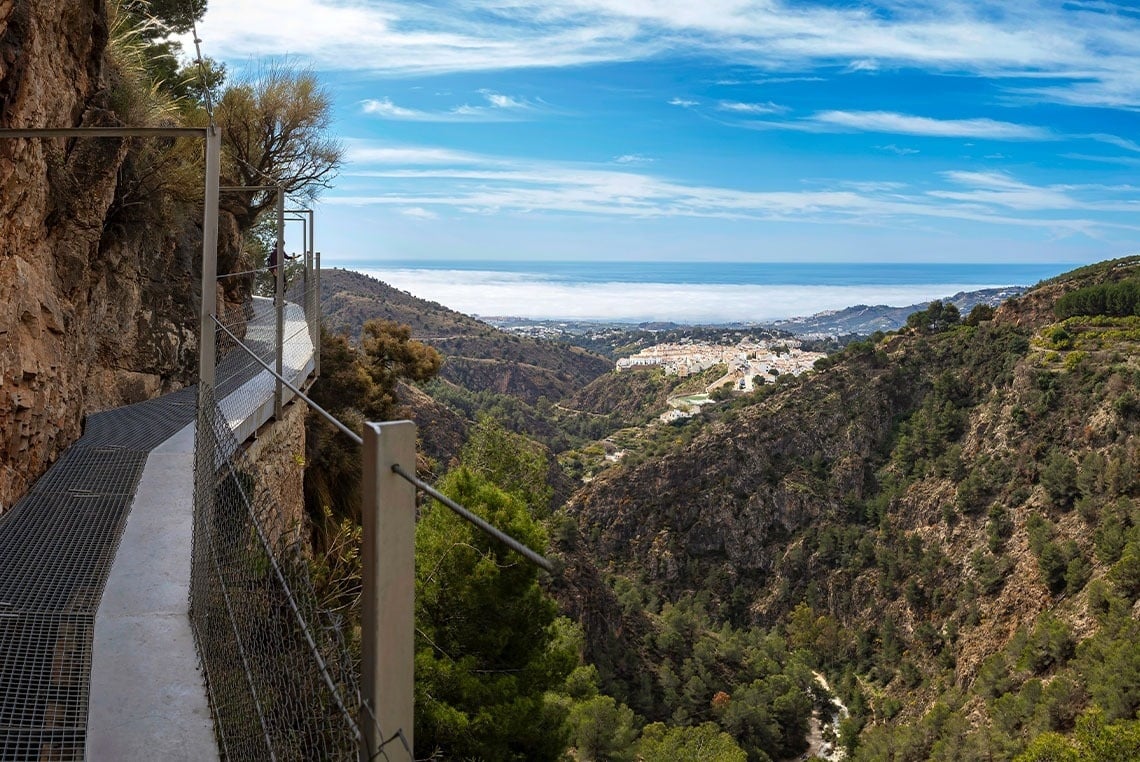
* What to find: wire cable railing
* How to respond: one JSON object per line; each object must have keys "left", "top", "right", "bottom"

{"left": 390, "top": 464, "right": 555, "bottom": 572}
{"left": 191, "top": 386, "right": 364, "bottom": 760}
{"left": 189, "top": 194, "right": 554, "bottom": 760}
{"left": 190, "top": 221, "right": 371, "bottom": 759}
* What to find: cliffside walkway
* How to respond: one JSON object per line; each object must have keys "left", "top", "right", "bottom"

{"left": 0, "top": 297, "right": 314, "bottom": 761}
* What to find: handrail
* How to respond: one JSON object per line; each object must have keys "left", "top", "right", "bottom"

{"left": 211, "top": 314, "right": 554, "bottom": 574}
{"left": 211, "top": 316, "right": 363, "bottom": 445}
{"left": 391, "top": 464, "right": 555, "bottom": 573}
{"left": 210, "top": 281, "right": 555, "bottom": 762}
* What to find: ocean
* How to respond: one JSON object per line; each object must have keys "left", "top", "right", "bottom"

{"left": 352, "top": 260, "right": 1077, "bottom": 324}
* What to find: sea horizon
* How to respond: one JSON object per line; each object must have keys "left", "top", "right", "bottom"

{"left": 345, "top": 259, "right": 1080, "bottom": 324}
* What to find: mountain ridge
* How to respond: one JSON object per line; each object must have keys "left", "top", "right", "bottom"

{"left": 320, "top": 267, "right": 613, "bottom": 404}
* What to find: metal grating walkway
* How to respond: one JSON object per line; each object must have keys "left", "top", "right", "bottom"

{"left": 0, "top": 299, "right": 289, "bottom": 761}
{"left": 0, "top": 399, "right": 195, "bottom": 760}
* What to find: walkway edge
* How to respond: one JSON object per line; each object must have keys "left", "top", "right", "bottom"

{"left": 85, "top": 299, "right": 315, "bottom": 759}
{"left": 86, "top": 422, "right": 218, "bottom": 761}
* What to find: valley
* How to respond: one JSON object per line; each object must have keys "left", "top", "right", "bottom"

{"left": 318, "top": 258, "right": 1140, "bottom": 761}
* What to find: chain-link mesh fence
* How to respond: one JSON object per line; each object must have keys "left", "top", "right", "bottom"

{"left": 189, "top": 254, "right": 370, "bottom": 760}
{"left": 190, "top": 250, "right": 548, "bottom": 762}
{"left": 190, "top": 387, "right": 361, "bottom": 761}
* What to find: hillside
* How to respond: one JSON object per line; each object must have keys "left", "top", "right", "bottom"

{"left": 557, "top": 256, "right": 1140, "bottom": 758}
{"left": 767, "top": 286, "right": 1026, "bottom": 336}
{"left": 320, "top": 268, "right": 612, "bottom": 402}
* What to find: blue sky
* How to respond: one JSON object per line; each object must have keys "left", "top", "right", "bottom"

{"left": 191, "top": 0, "right": 1140, "bottom": 266}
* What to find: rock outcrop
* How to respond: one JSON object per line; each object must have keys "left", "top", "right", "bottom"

{"left": 243, "top": 401, "right": 308, "bottom": 550}
{"left": 0, "top": 2, "right": 209, "bottom": 510}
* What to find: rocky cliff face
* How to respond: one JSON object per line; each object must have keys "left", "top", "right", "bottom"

{"left": 0, "top": 2, "right": 205, "bottom": 511}
{"left": 243, "top": 401, "right": 308, "bottom": 549}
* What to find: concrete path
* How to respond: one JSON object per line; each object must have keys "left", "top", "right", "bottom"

{"left": 85, "top": 298, "right": 314, "bottom": 760}
{"left": 86, "top": 422, "right": 215, "bottom": 760}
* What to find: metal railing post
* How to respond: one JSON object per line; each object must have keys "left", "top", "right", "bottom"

{"left": 274, "top": 185, "right": 285, "bottom": 419}
{"left": 285, "top": 208, "right": 316, "bottom": 372}
{"left": 314, "top": 250, "right": 322, "bottom": 378}
{"left": 298, "top": 216, "right": 308, "bottom": 312}
{"left": 360, "top": 421, "right": 416, "bottom": 761}
{"left": 199, "top": 126, "right": 220, "bottom": 394}
{"left": 306, "top": 211, "right": 315, "bottom": 351}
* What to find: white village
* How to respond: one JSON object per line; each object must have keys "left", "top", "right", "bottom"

{"left": 615, "top": 338, "right": 828, "bottom": 422}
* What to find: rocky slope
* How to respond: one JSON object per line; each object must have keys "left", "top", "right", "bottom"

{"left": 0, "top": 2, "right": 254, "bottom": 512}
{"left": 394, "top": 380, "right": 468, "bottom": 470}
{"left": 0, "top": 3, "right": 198, "bottom": 510}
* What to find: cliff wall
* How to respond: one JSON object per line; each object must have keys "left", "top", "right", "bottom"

{"left": 242, "top": 401, "right": 309, "bottom": 550}
{"left": 0, "top": 2, "right": 221, "bottom": 510}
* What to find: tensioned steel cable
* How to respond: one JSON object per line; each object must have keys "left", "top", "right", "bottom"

{"left": 212, "top": 314, "right": 555, "bottom": 575}
{"left": 391, "top": 465, "right": 555, "bottom": 573}
{"left": 187, "top": 3, "right": 215, "bottom": 124}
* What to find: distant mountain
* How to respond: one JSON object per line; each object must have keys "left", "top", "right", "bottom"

{"left": 767, "top": 286, "right": 1026, "bottom": 336}
{"left": 485, "top": 287, "right": 1027, "bottom": 344}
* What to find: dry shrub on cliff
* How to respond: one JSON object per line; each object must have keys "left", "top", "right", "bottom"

{"left": 216, "top": 63, "right": 344, "bottom": 231}
{"left": 106, "top": 0, "right": 180, "bottom": 126}
{"left": 102, "top": 1, "right": 206, "bottom": 232}
{"left": 304, "top": 322, "right": 442, "bottom": 531}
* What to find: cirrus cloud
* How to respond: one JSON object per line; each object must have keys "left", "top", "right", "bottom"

{"left": 190, "top": 0, "right": 1140, "bottom": 109}
{"left": 810, "top": 110, "right": 1053, "bottom": 140}
{"left": 360, "top": 90, "right": 537, "bottom": 121}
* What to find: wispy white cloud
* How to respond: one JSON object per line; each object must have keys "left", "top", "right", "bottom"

{"left": 361, "top": 98, "right": 424, "bottom": 120}
{"left": 878, "top": 144, "right": 920, "bottom": 155}
{"left": 614, "top": 154, "right": 654, "bottom": 164}
{"left": 669, "top": 97, "right": 699, "bottom": 108}
{"left": 730, "top": 111, "right": 1053, "bottom": 140}
{"left": 191, "top": 0, "right": 1140, "bottom": 108}
{"left": 330, "top": 140, "right": 1140, "bottom": 235}
{"left": 717, "top": 100, "right": 788, "bottom": 115}
{"left": 1088, "top": 133, "right": 1140, "bottom": 153}
{"left": 360, "top": 90, "right": 535, "bottom": 121}
{"left": 1064, "top": 152, "right": 1140, "bottom": 167}
{"left": 930, "top": 170, "right": 1140, "bottom": 213}
{"left": 751, "top": 76, "right": 827, "bottom": 85}
{"left": 810, "top": 110, "right": 1053, "bottom": 139}
{"left": 839, "top": 181, "right": 908, "bottom": 193}
{"left": 480, "top": 90, "right": 528, "bottom": 109}
{"left": 399, "top": 207, "right": 440, "bottom": 220}
{"left": 343, "top": 143, "right": 494, "bottom": 165}
{"left": 930, "top": 171, "right": 1078, "bottom": 210}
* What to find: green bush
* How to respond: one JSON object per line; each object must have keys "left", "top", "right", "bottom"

{"left": 1041, "top": 450, "right": 1080, "bottom": 510}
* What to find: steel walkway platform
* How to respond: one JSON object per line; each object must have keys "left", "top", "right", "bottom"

{"left": 0, "top": 298, "right": 314, "bottom": 760}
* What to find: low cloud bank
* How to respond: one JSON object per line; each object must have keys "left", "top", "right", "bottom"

{"left": 360, "top": 267, "right": 1000, "bottom": 324}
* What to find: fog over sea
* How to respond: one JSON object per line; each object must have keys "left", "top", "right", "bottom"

{"left": 355, "top": 261, "right": 1077, "bottom": 324}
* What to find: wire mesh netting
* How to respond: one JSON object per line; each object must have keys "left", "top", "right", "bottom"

{"left": 0, "top": 248, "right": 360, "bottom": 761}
{"left": 190, "top": 386, "right": 362, "bottom": 761}
{"left": 190, "top": 268, "right": 369, "bottom": 760}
